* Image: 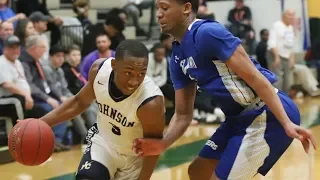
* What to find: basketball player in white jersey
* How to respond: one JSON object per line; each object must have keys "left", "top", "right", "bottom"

{"left": 36, "top": 40, "right": 165, "bottom": 180}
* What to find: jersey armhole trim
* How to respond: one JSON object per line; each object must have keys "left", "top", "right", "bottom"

{"left": 138, "top": 95, "right": 159, "bottom": 109}
{"left": 97, "top": 59, "right": 107, "bottom": 71}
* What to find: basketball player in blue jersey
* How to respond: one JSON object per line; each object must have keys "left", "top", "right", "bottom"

{"left": 132, "top": 0, "right": 317, "bottom": 179}
{"left": 28, "top": 40, "right": 165, "bottom": 180}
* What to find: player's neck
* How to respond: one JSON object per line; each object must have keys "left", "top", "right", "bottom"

{"left": 174, "top": 16, "right": 196, "bottom": 43}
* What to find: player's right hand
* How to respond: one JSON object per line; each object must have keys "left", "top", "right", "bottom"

{"left": 132, "top": 138, "right": 168, "bottom": 157}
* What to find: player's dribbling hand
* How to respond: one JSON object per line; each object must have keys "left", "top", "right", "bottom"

{"left": 132, "top": 138, "right": 167, "bottom": 157}
{"left": 284, "top": 122, "right": 317, "bottom": 153}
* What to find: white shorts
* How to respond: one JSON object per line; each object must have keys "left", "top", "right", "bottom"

{"left": 76, "top": 124, "right": 143, "bottom": 180}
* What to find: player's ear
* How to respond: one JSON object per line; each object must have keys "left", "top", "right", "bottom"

{"left": 183, "top": 2, "right": 192, "bottom": 15}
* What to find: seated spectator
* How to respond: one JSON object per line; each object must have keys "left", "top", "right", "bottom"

{"left": 15, "top": 0, "right": 63, "bottom": 46}
{"left": 123, "top": 0, "right": 154, "bottom": 36}
{"left": 72, "top": 0, "right": 92, "bottom": 30}
{"left": 29, "top": 11, "right": 50, "bottom": 64}
{"left": 147, "top": 43, "right": 174, "bottom": 102}
{"left": 42, "top": 45, "right": 93, "bottom": 145}
{"left": 159, "top": 33, "right": 173, "bottom": 61}
{"left": 82, "top": 15, "right": 125, "bottom": 56}
{"left": 197, "top": 0, "right": 215, "bottom": 20}
{"left": 255, "top": 29, "right": 269, "bottom": 69}
{"left": 81, "top": 34, "right": 115, "bottom": 80}
{"left": 14, "top": 19, "right": 35, "bottom": 49}
{"left": 62, "top": 45, "right": 97, "bottom": 127}
{"left": 0, "top": 0, "right": 26, "bottom": 24}
{"left": 106, "top": 8, "right": 128, "bottom": 25}
{"left": 0, "top": 21, "right": 14, "bottom": 54}
{"left": 19, "top": 35, "right": 70, "bottom": 152}
{"left": 0, "top": 35, "right": 47, "bottom": 123}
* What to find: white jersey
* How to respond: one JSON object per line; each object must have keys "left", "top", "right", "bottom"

{"left": 92, "top": 59, "right": 163, "bottom": 156}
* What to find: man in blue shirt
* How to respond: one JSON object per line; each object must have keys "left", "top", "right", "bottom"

{"left": 132, "top": 0, "right": 317, "bottom": 179}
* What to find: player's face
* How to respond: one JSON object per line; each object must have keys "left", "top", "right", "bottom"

{"left": 156, "top": 0, "right": 188, "bottom": 34}
{"left": 112, "top": 57, "right": 148, "bottom": 95}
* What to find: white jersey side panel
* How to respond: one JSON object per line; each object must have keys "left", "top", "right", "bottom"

{"left": 92, "top": 58, "right": 163, "bottom": 156}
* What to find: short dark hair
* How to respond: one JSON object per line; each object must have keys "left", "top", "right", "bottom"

{"left": 176, "top": 0, "right": 199, "bottom": 13}
{"left": 115, "top": 40, "right": 149, "bottom": 61}
{"left": 159, "top": 33, "right": 172, "bottom": 42}
{"left": 96, "top": 33, "right": 109, "bottom": 40}
{"left": 105, "top": 15, "right": 125, "bottom": 32}
{"left": 151, "top": 43, "right": 165, "bottom": 52}
{"left": 49, "top": 44, "right": 65, "bottom": 56}
{"left": 260, "top": 29, "right": 268, "bottom": 36}
{"left": 67, "top": 44, "right": 81, "bottom": 54}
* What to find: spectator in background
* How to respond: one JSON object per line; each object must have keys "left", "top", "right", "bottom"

{"left": 227, "top": 0, "right": 255, "bottom": 54}
{"left": 159, "top": 33, "right": 173, "bottom": 61}
{"left": 29, "top": 11, "right": 50, "bottom": 64}
{"left": 123, "top": 0, "right": 154, "bottom": 36}
{"left": 62, "top": 45, "right": 97, "bottom": 128}
{"left": 197, "top": 0, "right": 215, "bottom": 20}
{"left": 0, "top": 35, "right": 47, "bottom": 123}
{"left": 267, "top": 9, "right": 295, "bottom": 93}
{"left": 14, "top": 19, "right": 35, "bottom": 48}
{"left": 106, "top": 8, "right": 128, "bottom": 25}
{"left": 0, "top": 0, "right": 25, "bottom": 24}
{"left": 15, "top": 0, "right": 63, "bottom": 46}
{"left": 80, "top": 34, "right": 115, "bottom": 80}
{"left": 255, "top": 29, "right": 269, "bottom": 69}
{"left": 72, "top": 0, "right": 92, "bottom": 30}
{"left": 43, "top": 45, "right": 91, "bottom": 146}
{"left": 19, "top": 35, "right": 70, "bottom": 152}
{"left": 81, "top": 15, "right": 125, "bottom": 56}
{"left": 147, "top": 43, "right": 174, "bottom": 102}
{"left": 0, "top": 21, "right": 14, "bottom": 54}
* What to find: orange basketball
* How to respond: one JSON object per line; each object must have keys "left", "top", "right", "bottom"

{"left": 8, "top": 118, "right": 55, "bottom": 166}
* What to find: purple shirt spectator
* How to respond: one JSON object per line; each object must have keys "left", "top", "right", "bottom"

{"left": 80, "top": 50, "right": 115, "bottom": 80}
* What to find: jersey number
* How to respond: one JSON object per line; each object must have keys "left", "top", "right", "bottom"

{"left": 109, "top": 122, "right": 121, "bottom": 136}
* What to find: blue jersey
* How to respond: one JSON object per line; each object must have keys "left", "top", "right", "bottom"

{"left": 170, "top": 19, "right": 277, "bottom": 116}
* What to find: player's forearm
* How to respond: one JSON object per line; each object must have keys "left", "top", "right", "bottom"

{"left": 163, "top": 113, "right": 193, "bottom": 148}
{"left": 250, "top": 75, "right": 291, "bottom": 127}
{"left": 138, "top": 155, "right": 160, "bottom": 180}
{"left": 40, "top": 96, "right": 89, "bottom": 127}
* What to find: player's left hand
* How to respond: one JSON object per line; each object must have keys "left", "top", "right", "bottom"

{"left": 284, "top": 122, "right": 317, "bottom": 153}
{"left": 132, "top": 138, "right": 168, "bottom": 157}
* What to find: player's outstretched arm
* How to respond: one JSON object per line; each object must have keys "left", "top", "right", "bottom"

{"left": 225, "top": 45, "right": 317, "bottom": 152}
{"left": 163, "top": 82, "right": 197, "bottom": 146}
{"left": 133, "top": 82, "right": 197, "bottom": 157}
{"left": 136, "top": 96, "right": 166, "bottom": 180}
{"left": 39, "top": 58, "right": 105, "bottom": 127}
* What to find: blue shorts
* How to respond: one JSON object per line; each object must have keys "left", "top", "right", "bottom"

{"left": 199, "top": 91, "right": 300, "bottom": 180}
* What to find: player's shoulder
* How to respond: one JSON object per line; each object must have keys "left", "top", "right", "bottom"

{"left": 88, "top": 58, "right": 111, "bottom": 81}
{"left": 194, "top": 20, "right": 227, "bottom": 33}
{"left": 192, "top": 20, "right": 230, "bottom": 40}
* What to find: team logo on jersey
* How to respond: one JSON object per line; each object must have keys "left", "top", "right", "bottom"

{"left": 97, "top": 102, "right": 135, "bottom": 128}
{"left": 205, "top": 140, "right": 218, "bottom": 150}
{"left": 179, "top": 56, "right": 197, "bottom": 80}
